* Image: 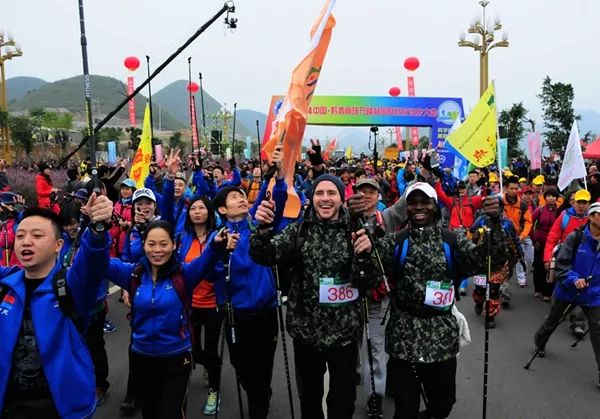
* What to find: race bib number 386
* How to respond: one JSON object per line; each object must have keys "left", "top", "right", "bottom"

{"left": 319, "top": 277, "right": 359, "bottom": 305}
{"left": 424, "top": 280, "right": 454, "bottom": 311}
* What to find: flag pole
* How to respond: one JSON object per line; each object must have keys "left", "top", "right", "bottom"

{"left": 146, "top": 55, "right": 154, "bottom": 140}
{"left": 232, "top": 102, "right": 237, "bottom": 159}
{"left": 199, "top": 72, "right": 208, "bottom": 150}
{"left": 492, "top": 80, "right": 503, "bottom": 195}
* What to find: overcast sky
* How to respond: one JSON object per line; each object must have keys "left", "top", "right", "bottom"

{"left": 3, "top": 0, "right": 600, "bottom": 124}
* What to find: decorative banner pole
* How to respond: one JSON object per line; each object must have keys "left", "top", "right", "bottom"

{"left": 232, "top": 102, "right": 237, "bottom": 158}
{"left": 146, "top": 55, "right": 154, "bottom": 138}
{"left": 404, "top": 56, "right": 420, "bottom": 147}
{"left": 124, "top": 56, "right": 140, "bottom": 127}
{"left": 187, "top": 81, "right": 200, "bottom": 153}
{"left": 199, "top": 72, "right": 208, "bottom": 150}
{"left": 388, "top": 86, "right": 403, "bottom": 151}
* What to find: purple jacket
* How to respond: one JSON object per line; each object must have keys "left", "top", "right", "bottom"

{"left": 531, "top": 205, "right": 560, "bottom": 244}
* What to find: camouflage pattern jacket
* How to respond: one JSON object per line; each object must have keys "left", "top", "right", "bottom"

{"left": 376, "top": 223, "right": 507, "bottom": 363}
{"left": 249, "top": 208, "right": 370, "bottom": 349}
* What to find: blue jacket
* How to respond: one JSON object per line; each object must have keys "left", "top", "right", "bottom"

{"left": 0, "top": 230, "right": 110, "bottom": 419}
{"left": 106, "top": 234, "right": 222, "bottom": 356}
{"left": 194, "top": 168, "right": 242, "bottom": 199}
{"left": 555, "top": 225, "right": 600, "bottom": 307}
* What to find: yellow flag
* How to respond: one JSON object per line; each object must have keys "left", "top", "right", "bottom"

{"left": 130, "top": 104, "right": 152, "bottom": 188}
{"left": 345, "top": 145, "right": 352, "bottom": 159}
{"left": 447, "top": 84, "right": 497, "bottom": 167}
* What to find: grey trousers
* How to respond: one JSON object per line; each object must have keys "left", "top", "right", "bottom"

{"left": 534, "top": 300, "right": 600, "bottom": 370}
{"left": 360, "top": 298, "right": 389, "bottom": 397}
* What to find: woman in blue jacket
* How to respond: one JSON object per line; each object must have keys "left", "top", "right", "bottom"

{"left": 106, "top": 219, "right": 231, "bottom": 419}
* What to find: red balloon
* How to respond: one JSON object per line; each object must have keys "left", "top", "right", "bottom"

{"left": 404, "top": 57, "right": 420, "bottom": 72}
{"left": 411, "top": 137, "right": 420, "bottom": 147}
{"left": 187, "top": 82, "right": 200, "bottom": 93}
{"left": 124, "top": 56, "right": 140, "bottom": 71}
{"left": 388, "top": 86, "right": 401, "bottom": 97}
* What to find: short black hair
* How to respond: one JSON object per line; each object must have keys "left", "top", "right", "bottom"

{"left": 468, "top": 170, "right": 479, "bottom": 176}
{"left": 506, "top": 175, "right": 520, "bottom": 186}
{"left": 213, "top": 166, "right": 225, "bottom": 174}
{"left": 212, "top": 186, "right": 245, "bottom": 210}
{"left": 59, "top": 202, "right": 82, "bottom": 225}
{"left": 143, "top": 220, "right": 175, "bottom": 242}
{"left": 20, "top": 207, "right": 64, "bottom": 239}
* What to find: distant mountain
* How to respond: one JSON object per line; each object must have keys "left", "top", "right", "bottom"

{"left": 236, "top": 109, "right": 267, "bottom": 138}
{"left": 152, "top": 80, "right": 254, "bottom": 137}
{"left": 6, "top": 76, "right": 47, "bottom": 103}
{"left": 578, "top": 109, "right": 600, "bottom": 136}
{"left": 10, "top": 75, "right": 184, "bottom": 131}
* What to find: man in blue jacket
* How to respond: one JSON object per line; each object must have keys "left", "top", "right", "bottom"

{"left": 534, "top": 202, "right": 600, "bottom": 389}
{"left": 0, "top": 194, "right": 113, "bottom": 419}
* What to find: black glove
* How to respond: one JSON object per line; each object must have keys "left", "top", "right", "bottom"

{"left": 308, "top": 144, "right": 324, "bottom": 166}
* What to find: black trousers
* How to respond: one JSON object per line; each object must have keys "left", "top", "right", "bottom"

{"left": 85, "top": 307, "right": 109, "bottom": 391}
{"left": 131, "top": 351, "right": 192, "bottom": 419}
{"left": 1, "top": 399, "right": 59, "bottom": 419}
{"left": 293, "top": 340, "right": 358, "bottom": 419}
{"left": 226, "top": 308, "right": 278, "bottom": 419}
{"left": 190, "top": 307, "right": 224, "bottom": 390}
{"left": 388, "top": 356, "right": 457, "bottom": 419}
{"left": 533, "top": 246, "right": 554, "bottom": 297}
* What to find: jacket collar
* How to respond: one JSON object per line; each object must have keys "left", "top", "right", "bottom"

{"left": 0, "top": 260, "right": 62, "bottom": 298}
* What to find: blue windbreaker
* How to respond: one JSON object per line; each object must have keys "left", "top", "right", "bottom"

{"left": 0, "top": 230, "right": 110, "bottom": 419}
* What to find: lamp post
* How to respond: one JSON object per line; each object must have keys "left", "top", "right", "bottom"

{"left": 458, "top": 0, "right": 509, "bottom": 96}
{"left": 0, "top": 31, "right": 22, "bottom": 163}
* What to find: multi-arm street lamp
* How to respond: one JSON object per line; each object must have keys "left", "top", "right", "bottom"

{"left": 0, "top": 31, "right": 23, "bottom": 163}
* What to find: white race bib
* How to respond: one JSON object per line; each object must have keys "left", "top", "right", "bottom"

{"left": 424, "top": 280, "right": 454, "bottom": 311}
{"left": 473, "top": 275, "right": 487, "bottom": 287}
{"left": 319, "top": 277, "right": 359, "bottom": 305}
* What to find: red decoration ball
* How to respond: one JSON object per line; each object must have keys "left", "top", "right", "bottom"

{"left": 388, "top": 86, "right": 401, "bottom": 97}
{"left": 124, "top": 56, "right": 141, "bottom": 71}
{"left": 404, "top": 57, "right": 420, "bottom": 72}
{"left": 187, "top": 82, "right": 200, "bottom": 93}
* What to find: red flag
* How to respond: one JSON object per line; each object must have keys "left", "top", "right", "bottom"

{"left": 262, "top": 0, "right": 336, "bottom": 218}
{"left": 322, "top": 138, "right": 337, "bottom": 161}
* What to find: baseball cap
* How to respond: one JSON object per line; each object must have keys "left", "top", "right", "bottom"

{"left": 587, "top": 202, "right": 600, "bottom": 216}
{"left": 489, "top": 173, "right": 499, "bottom": 183}
{"left": 574, "top": 189, "right": 591, "bottom": 202}
{"left": 519, "top": 177, "right": 527, "bottom": 183}
{"left": 532, "top": 176, "right": 544, "bottom": 186}
{"left": 405, "top": 182, "right": 437, "bottom": 202}
{"left": 132, "top": 188, "right": 157, "bottom": 204}
{"left": 120, "top": 178, "right": 136, "bottom": 189}
{"left": 521, "top": 186, "right": 534, "bottom": 194}
{"left": 175, "top": 172, "right": 186, "bottom": 181}
{"left": 355, "top": 178, "right": 380, "bottom": 192}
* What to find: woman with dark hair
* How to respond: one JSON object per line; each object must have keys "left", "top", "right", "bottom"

{"left": 107, "top": 220, "right": 233, "bottom": 419}
{"left": 35, "top": 162, "right": 59, "bottom": 213}
{"left": 176, "top": 196, "right": 223, "bottom": 415}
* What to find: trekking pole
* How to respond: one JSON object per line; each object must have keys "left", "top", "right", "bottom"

{"left": 2, "top": 220, "right": 9, "bottom": 266}
{"left": 571, "top": 328, "right": 589, "bottom": 348}
{"left": 215, "top": 313, "right": 227, "bottom": 419}
{"left": 224, "top": 239, "right": 245, "bottom": 419}
{"left": 380, "top": 299, "right": 390, "bottom": 326}
{"left": 524, "top": 276, "right": 590, "bottom": 370}
{"left": 273, "top": 264, "right": 295, "bottom": 419}
{"left": 356, "top": 216, "right": 430, "bottom": 408}
{"left": 362, "top": 296, "right": 377, "bottom": 399}
{"left": 482, "top": 227, "right": 492, "bottom": 419}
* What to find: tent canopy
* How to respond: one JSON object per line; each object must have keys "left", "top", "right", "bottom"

{"left": 583, "top": 139, "right": 600, "bottom": 159}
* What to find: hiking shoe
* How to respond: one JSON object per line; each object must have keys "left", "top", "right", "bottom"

{"left": 535, "top": 347, "right": 546, "bottom": 358}
{"left": 488, "top": 317, "right": 496, "bottom": 329}
{"left": 366, "top": 393, "right": 383, "bottom": 418}
{"left": 534, "top": 292, "right": 542, "bottom": 298}
{"left": 543, "top": 296, "right": 551, "bottom": 302}
{"left": 204, "top": 388, "right": 221, "bottom": 415}
{"left": 103, "top": 319, "right": 117, "bottom": 333}
{"left": 573, "top": 326, "right": 586, "bottom": 338}
{"left": 95, "top": 387, "right": 108, "bottom": 406}
{"left": 459, "top": 287, "right": 467, "bottom": 297}
{"left": 120, "top": 398, "right": 136, "bottom": 416}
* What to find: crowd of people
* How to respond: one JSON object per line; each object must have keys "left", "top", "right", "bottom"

{"left": 0, "top": 140, "right": 598, "bottom": 419}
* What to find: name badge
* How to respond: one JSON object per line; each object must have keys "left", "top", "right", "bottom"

{"left": 319, "top": 277, "right": 359, "bottom": 305}
{"left": 424, "top": 280, "right": 454, "bottom": 311}
{"left": 473, "top": 275, "right": 487, "bottom": 287}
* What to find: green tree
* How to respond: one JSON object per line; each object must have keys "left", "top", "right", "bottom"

{"left": 125, "top": 127, "right": 143, "bottom": 150}
{"left": 538, "top": 76, "right": 580, "bottom": 153}
{"left": 168, "top": 131, "right": 187, "bottom": 153}
{"left": 8, "top": 115, "right": 35, "bottom": 159}
{"left": 498, "top": 102, "right": 527, "bottom": 159}
{"left": 97, "top": 127, "right": 124, "bottom": 143}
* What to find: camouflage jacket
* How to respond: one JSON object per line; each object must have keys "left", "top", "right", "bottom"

{"left": 249, "top": 208, "right": 370, "bottom": 349}
{"left": 375, "top": 223, "right": 507, "bottom": 363}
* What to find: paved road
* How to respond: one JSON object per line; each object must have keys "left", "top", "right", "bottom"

{"left": 95, "top": 279, "right": 600, "bottom": 419}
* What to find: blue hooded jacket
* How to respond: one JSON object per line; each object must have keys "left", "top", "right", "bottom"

{"left": 105, "top": 233, "right": 222, "bottom": 356}
{"left": 0, "top": 229, "right": 110, "bottom": 419}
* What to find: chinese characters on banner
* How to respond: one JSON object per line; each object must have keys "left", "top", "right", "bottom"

{"left": 127, "top": 76, "right": 136, "bottom": 127}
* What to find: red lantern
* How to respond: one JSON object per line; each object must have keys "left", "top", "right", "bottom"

{"left": 411, "top": 137, "right": 420, "bottom": 147}
{"left": 404, "top": 56, "right": 420, "bottom": 72}
{"left": 186, "top": 82, "right": 200, "bottom": 93}
{"left": 123, "top": 56, "right": 140, "bottom": 72}
{"left": 388, "top": 86, "right": 401, "bottom": 97}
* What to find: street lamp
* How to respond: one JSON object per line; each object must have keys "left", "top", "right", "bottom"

{"left": 458, "top": 0, "right": 509, "bottom": 96}
{"left": 0, "top": 30, "right": 23, "bottom": 163}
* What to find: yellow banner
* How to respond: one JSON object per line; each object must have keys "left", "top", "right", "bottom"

{"left": 130, "top": 103, "right": 152, "bottom": 188}
{"left": 447, "top": 84, "right": 497, "bottom": 167}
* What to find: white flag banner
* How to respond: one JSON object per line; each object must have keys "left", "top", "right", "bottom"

{"left": 557, "top": 121, "right": 587, "bottom": 191}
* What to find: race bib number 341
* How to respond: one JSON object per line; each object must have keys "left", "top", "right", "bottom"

{"left": 424, "top": 280, "right": 454, "bottom": 311}
{"left": 319, "top": 277, "right": 359, "bottom": 305}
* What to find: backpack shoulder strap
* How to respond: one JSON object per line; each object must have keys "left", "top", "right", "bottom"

{"left": 127, "top": 263, "right": 145, "bottom": 320}
{"left": 572, "top": 227, "right": 585, "bottom": 252}
{"left": 170, "top": 266, "right": 192, "bottom": 341}
{"left": 52, "top": 267, "right": 82, "bottom": 333}
{"left": 0, "top": 283, "right": 7, "bottom": 302}
{"left": 561, "top": 212, "right": 570, "bottom": 231}
{"left": 395, "top": 228, "right": 410, "bottom": 267}
{"left": 441, "top": 229, "right": 458, "bottom": 275}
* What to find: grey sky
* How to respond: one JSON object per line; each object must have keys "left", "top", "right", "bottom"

{"left": 3, "top": 0, "right": 600, "bottom": 125}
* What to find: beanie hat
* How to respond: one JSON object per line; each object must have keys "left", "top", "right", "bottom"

{"left": 309, "top": 174, "right": 346, "bottom": 203}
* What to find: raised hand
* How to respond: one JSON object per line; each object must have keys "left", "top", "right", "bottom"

{"left": 86, "top": 193, "right": 114, "bottom": 224}
{"left": 352, "top": 229, "right": 372, "bottom": 255}
{"left": 255, "top": 199, "right": 276, "bottom": 226}
{"left": 166, "top": 148, "right": 182, "bottom": 177}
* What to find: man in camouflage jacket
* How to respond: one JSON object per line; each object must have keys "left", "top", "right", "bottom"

{"left": 250, "top": 174, "right": 373, "bottom": 419}
{"left": 375, "top": 182, "right": 508, "bottom": 419}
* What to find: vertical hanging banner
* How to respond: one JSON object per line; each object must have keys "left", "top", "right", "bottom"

{"left": 107, "top": 141, "right": 117, "bottom": 164}
{"left": 497, "top": 137, "right": 508, "bottom": 170}
{"left": 127, "top": 77, "right": 136, "bottom": 126}
{"left": 154, "top": 144, "right": 163, "bottom": 163}
{"left": 395, "top": 127, "right": 403, "bottom": 151}
{"left": 190, "top": 96, "right": 200, "bottom": 152}
{"left": 262, "top": 0, "right": 337, "bottom": 218}
{"left": 528, "top": 132, "right": 542, "bottom": 170}
{"left": 557, "top": 121, "right": 586, "bottom": 191}
{"left": 407, "top": 76, "right": 419, "bottom": 146}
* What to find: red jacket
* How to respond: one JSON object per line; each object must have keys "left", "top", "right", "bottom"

{"left": 543, "top": 208, "right": 588, "bottom": 262}
{"left": 109, "top": 201, "right": 133, "bottom": 257}
{"left": 35, "top": 174, "right": 59, "bottom": 213}
{"left": 0, "top": 218, "right": 20, "bottom": 267}
{"left": 435, "top": 181, "right": 483, "bottom": 229}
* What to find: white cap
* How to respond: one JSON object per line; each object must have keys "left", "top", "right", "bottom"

{"left": 588, "top": 202, "right": 600, "bottom": 216}
{"left": 405, "top": 182, "right": 438, "bottom": 202}
{"left": 132, "top": 188, "right": 156, "bottom": 203}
